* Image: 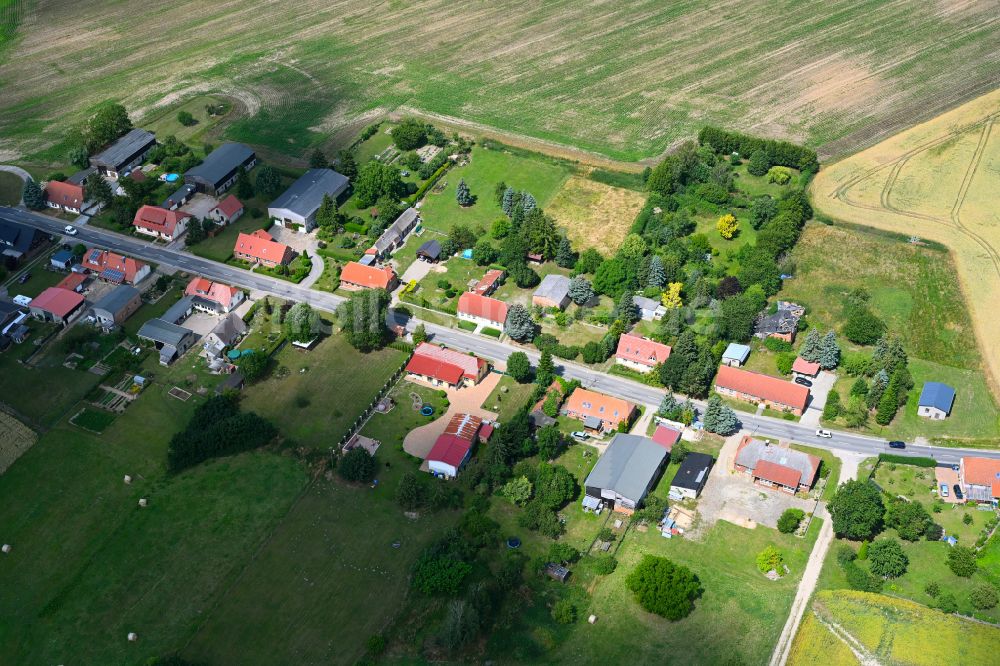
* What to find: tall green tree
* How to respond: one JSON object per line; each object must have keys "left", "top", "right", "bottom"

{"left": 354, "top": 162, "right": 405, "bottom": 207}
{"left": 235, "top": 168, "right": 254, "bottom": 199}
{"left": 390, "top": 118, "right": 427, "bottom": 150}
{"left": 456, "top": 178, "right": 473, "bottom": 206}
{"left": 555, "top": 236, "right": 575, "bottom": 268}
{"left": 22, "top": 179, "right": 45, "bottom": 210}
{"left": 819, "top": 330, "right": 841, "bottom": 369}
{"left": 828, "top": 480, "right": 885, "bottom": 540}
{"left": 84, "top": 172, "right": 113, "bottom": 207}
{"left": 504, "top": 304, "right": 535, "bottom": 342}
{"left": 647, "top": 255, "right": 667, "bottom": 288}
{"left": 625, "top": 555, "right": 702, "bottom": 620}
{"left": 255, "top": 165, "right": 282, "bottom": 196}
{"left": 338, "top": 289, "right": 389, "bottom": 351}
{"left": 84, "top": 102, "right": 132, "bottom": 151}
{"left": 337, "top": 150, "right": 358, "bottom": 180}
{"left": 568, "top": 276, "right": 594, "bottom": 305}
{"left": 868, "top": 538, "right": 908, "bottom": 578}
{"left": 615, "top": 291, "right": 639, "bottom": 324}
{"left": 308, "top": 148, "right": 328, "bottom": 168}
{"left": 747, "top": 150, "right": 770, "bottom": 176}
{"left": 799, "top": 329, "right": 822, "bottom": 361}
{"left": 536, "top": 350, "right": 555, "bottom": 387}
{"left": 506, "top": 351, "right": 531, "bottom": 382}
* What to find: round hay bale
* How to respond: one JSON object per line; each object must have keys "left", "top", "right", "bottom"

{"left": 2, "top": 544, "right": 11, "bottom": 554}
{"left": 127, "top": 632, "right": 137, "bottom": 642}
{"left": 123, "top": 475, "right": 132, "bottom": 484}
{"left": 138, "top": 498, "right": 147, "bottom": 507}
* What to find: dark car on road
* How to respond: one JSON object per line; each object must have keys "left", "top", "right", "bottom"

{"left": 794, "top": 377, "right": 812, "bottom": 387}
{"left": 888, "top": 440, "right": 906, "bottom": 449}
{"left": 953, "top": 484, "right": 964, "bottom": 500}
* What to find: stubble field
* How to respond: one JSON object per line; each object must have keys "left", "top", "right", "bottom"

{"left": 812, "top": 88, "right": 1000, "bottom": 399}
{"left": 2, "top": 1, "right": 1000, "bottom": 163}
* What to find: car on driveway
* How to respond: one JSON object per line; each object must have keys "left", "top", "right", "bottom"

{"left": 940, "top": 484, "right": 949, "bottom": 497}
{"left": 888, "top": 440, "right": 906, "bottom": 449}
{"left": 794, "top": 377, "right": 813, "bottom": 387}
{"left": 571, "top": 431, "right": 589, "bottom": 442}
{"left": 64, "top": 225, "right": 77, "bottom": 235}
{"left": 953, "top": 484, "right": 964, "bottom": 500}
{"left": 816, "top": 429, "right": 833, "bottom": 438}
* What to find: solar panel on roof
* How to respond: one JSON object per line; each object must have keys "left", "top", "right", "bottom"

{"left": 88, "top": 249, "right": 102, "bottom": 263}
{"left": 101, "top": 268, "right": 125, "bottom": 283}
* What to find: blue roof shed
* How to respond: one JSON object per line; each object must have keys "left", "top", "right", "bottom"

{"left": 918, "top": 382, "right": 955, "bottom": 414}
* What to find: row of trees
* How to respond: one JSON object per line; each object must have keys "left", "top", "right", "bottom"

{"left": 166, "top": 394, "right": 277, "bottom": 472}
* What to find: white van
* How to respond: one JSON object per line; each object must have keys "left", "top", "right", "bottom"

{"left": 12, "top": 295, "right": 32, "bottom": 307}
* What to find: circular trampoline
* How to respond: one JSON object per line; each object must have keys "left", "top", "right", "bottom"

{"left": 506, "top": 537, "right": 522, "bottom": 549}
{"left": 420, "top": 405, "right": 435, "bottom": 416}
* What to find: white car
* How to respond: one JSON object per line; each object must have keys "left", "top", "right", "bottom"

{"left": 64, "top": 225, "right": 77, "bottom": 236}
{"left": 571, "top": 431, "right": 589, "bottom": 441}
{"left": 816, "top": 429, "right": 833, "bottom": 438}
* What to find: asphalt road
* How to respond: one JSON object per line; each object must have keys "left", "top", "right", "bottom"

{"left": 4, "top": 206, "right": 996, "bottom": 465}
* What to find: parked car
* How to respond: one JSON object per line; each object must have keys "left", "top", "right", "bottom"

{"left": 953, "top": 484, "right": 964, "bottom": 500}
{"left": 794, "top": 377, "right": 813, "bottom": 387}
{"left": 64, "top": 225, "right": 77, "bottom": 236}
{"left": 17, "top": 272, "right": 30, "bottom": 284}
{"left": 816, "top": 429, "right": 833, "bottom": 438}
{"left": 571, "top": 431, "right": 589, "bottom": 441}
{"left": 940, "top": 484, "right": 949, "bottom": 497}
{"left": 888, "top": 440, "right": 906, "bottom": 449}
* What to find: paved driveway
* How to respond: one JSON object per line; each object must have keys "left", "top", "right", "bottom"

{"left": 693, "top": 432, "right": 816, "bottom": 533}
{"left": 402, "top": 373, "right": 501, "bottom": 464}
{"left": 180, "top": 193, "right": 218, "bottom": 220}
{"left": 800, "top": 370, "right": 837, "bottom": 427}
{"left": 267, "top": 225, "right": 324, "bottom": 287}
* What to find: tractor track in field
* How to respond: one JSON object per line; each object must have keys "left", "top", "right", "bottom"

{"left": 831, "top": 112, "right": 1000, "bottom": 281}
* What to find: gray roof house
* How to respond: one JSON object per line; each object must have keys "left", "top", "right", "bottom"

{"left": 583, "top": 433, "right": 669, "bottom": 512}
{"left": 89, "top": 128, "right": 157, "bottom": 178}
{"left": 161, "top": 183, "right": 197, "bottom": 210}
{"left": 184, "top": 143, "right": 257, "bottom": 195}
{"left": 91, "top": 285, "right": 141, "bottom": 327}
{"left": 754, "top": 301, "right": 804, "bottom": 342}
{"left": 203, "top": 313, "right": 248, "bottom": 358}
{"left": 532, "top": 274, "right": 571, "bottom": 310}
{"left": 918, "top": 382, "right": 956, "bottom": 419}
{"left": 416, "top": 238, "right": 441, "bottom": 262}
{"left": 370, "top": 207, "right": 419, "bottom": 258}
{"left": 161, "top": 296, "right": 194, "bottom": 325}
{"left": 670, "top": 452, "right": 714, "bottom": 500}
{"left": 633, "top": 295, "right": 667, "bottom": 321}
{"left": 137, "top": 318, "right": 195, "bottom": 365}
{"left": 0, "top": 217, "right": 46, "bottom": 262}
{"left": 268, "top": 168, "right": 350, "bottom": 232}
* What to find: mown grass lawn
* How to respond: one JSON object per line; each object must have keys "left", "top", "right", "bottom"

{"left": 0, "top": 170, "right": 22, "bottom": 205}
{"left": 184, "top": 405, "right": 459, "bottom": 666}
{"left": 480, "top": 374, "right": 537, "bottom": 424}
{"left": 418, "top": 145, "right": 570, "bottom": 234}
{"left": 144, "top": 94, "right": 231, "bottom": 145}
{"left": 240, "top": 334, "right": 408, "bottom": 448}
{"left": 0, "top": 351, "right": 309, "bottom": 665}
{"left": 790, "top": 443, "right": 842, "bottom": 501}
{"left": 548, "top": 518, "right": 822, "bottom": 666}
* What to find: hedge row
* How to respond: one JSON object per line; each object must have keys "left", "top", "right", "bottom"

{"left": 698, "top": 126, "right": 819, "bottom": 172}
{"left": 878, "top": 453, "right": 937, "bottom": 468}
{"left": 407, "top": 162, "right": 451, "bottom": 205}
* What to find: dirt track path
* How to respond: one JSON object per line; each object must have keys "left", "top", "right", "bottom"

{"left": 768, "top": 450, "right": 864, "bottom": 666}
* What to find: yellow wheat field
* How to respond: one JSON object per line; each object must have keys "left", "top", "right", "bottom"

{"left": 812, "top": 88, "right": 1000, "bottom": 396}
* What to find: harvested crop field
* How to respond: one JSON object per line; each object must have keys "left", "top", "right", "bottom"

{"left": 812, "top": 88, "right": 1000, "bottom": 398}
{"left": 2, "top": 1, "right": 1000, "bottom": 162}
{"left": 0, "top": 410, "right": 36, "bottom": 473}
{"left": 547, "top": 176, "right": 646, "bottom": 255}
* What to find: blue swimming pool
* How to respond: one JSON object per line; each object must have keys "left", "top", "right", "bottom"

{"left": 165, "top": 173, "right": 180, "bottom": 182}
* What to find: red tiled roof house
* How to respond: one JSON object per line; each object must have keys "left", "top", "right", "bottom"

{"left": 233, "top": 230, "right": 293, "bottom": 268}
{"left": 185, "top": 277, "right": 245, "bottom": 314}
{"left": 714, "top": 365, "right": 810, "bottom": 416}
{"left": 340, "top": 261, "right": 398, "bottom": 291}
{"left": 959, "top": 457, "right": 1000, "bottom": 504}
{"left": 209, "top": 195, "right": 244, "bottom": 225}
{"left": 132, "top": 205, "right": 190, "bottom": 241}
{"left": 562, "top": 387, "right": 636, "bottom": 433}
{"left": 28, "top": 287, "right": 85, "bottom": 324}
{"left": 734, "top": 435, "right": 820, "bottom": 494}
{"left": 615, "top": 333, "right": 671, "bottom": 374}
{"left": 791, "top": 357, "right": 821, "bottom": 379}
{"left": 457, "top": 292, "right": 508, "bottom": 329}
{"left": 473, "top": 269, "right": 505, "bottom": 296}
{"left": 651, "top": 424, "right": 682, "bottom": 451}
{"left": 405, "top": 342, "right": 489, "bottom": 387}
{"left": 82, "top": 248, "right": 151, "bottom": 285}
{"left": 44, "top": 180, "right": 86, "bottom": 214}
{"left": 426, "top": 413, "right": 483, "bottom": 479}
